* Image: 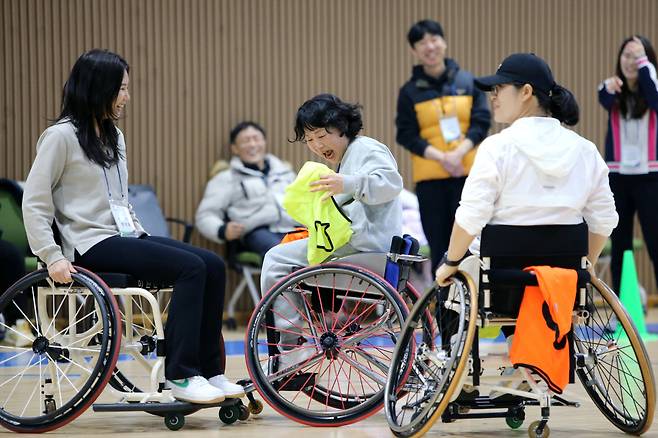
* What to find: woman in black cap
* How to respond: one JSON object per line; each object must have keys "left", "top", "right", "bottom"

{"left": 435, "top": 53, "right": 619, "bottom": 286}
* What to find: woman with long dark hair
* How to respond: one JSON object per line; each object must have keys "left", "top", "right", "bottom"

{"left": 599, "top": 35, "right": 658, "bottom": 295}
{"left": 22, "top": 49, "right": 244, "bottom": 404}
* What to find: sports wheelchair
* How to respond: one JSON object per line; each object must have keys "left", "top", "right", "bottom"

{"left": 244, "top": 235, "right": 433, "bottom": 426}
{"left": 0, "top": 266, "right": 258, "bottom": 433}
{"left": 385, "top": 223, "right": 656, "bottom": 438}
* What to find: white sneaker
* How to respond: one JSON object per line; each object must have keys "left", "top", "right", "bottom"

{"left": 166, "top": 376, "right": 225, "bottom": 404}
{"left": 208, "top": 375, "right": 245, "bottom": 398}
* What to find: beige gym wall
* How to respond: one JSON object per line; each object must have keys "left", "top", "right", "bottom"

{"left": 2, "top": 0, "right": 657, "bottom": 305}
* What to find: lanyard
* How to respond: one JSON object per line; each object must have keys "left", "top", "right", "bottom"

{"left": 102, "top": 166, "right": 125, "bottom": 201}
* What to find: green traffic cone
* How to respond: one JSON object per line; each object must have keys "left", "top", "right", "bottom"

{"left": 618, "top": 250, "right": 657, "bottom": 342}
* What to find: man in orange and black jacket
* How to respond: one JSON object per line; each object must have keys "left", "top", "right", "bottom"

{"left": 396, "top": 19, "right": 491, "bottom": 272}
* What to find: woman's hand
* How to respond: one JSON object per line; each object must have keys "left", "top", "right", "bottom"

{"left": 225, "top": 221, "right": 245, "bottom": 241}
{"left": 435, "top": 263, "right": 458, "bottom": 287}
{"left": 604, "top": 76, "right": 623, "bottom": 94}
{"left": 629, "top": 36, "right": 647, "bottom": 59}
{"left": 48, "top": 259, "right": 77, "bottom": 283}
{"left": 310, "top": 173, "right": 344, "bottom": 201}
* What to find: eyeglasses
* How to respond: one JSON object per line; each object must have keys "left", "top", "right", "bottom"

{"left": 491, "top": 84, "right": 512, "bottom": 97}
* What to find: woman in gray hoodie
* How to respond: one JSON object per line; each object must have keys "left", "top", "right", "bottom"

{"left": 260, "top": 94, "right": 403, "bottom": 369}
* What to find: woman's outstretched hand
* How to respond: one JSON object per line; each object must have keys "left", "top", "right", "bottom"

{"left": 310, "top": 173, "right": 344, "bottom": 201}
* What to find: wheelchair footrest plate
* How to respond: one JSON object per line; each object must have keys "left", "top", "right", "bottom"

{"left": 92, "top": 398, "right": 240, "bottom": 414}
{"left": 452, "top": 395, "right": 531, "bottom": 411}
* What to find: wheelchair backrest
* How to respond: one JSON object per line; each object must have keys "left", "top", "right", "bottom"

{"left": 0, "top": 178, "right": 28, "bottom": 254}
{"left": 479, "top": 223, "right": 589, "bottom": 316}
{"left": 0, "top": 179, "right": 38, "bottom": 271}
{"left": 480, "top": 222, "right": 588, "bottom": 270}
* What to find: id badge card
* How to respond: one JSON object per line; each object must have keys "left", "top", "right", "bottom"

{"left": 439, "top": 116, "right": 461, "bottom": 143}
{"left": 109, "top": 199, "right": 138, "bottom": 237}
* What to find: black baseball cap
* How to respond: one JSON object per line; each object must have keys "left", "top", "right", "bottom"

{"left": 474, "top": 53, "right": 556, "bottom": 96}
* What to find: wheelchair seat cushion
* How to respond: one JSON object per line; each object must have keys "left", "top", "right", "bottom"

{"left": 235, "top": 251, "right": 262, "bottom": 267}
{"left": 94, "top": 272, "right": 174, "bottom": 289}
{"left": 480, "top": 223, "right": 588, "bottom": 317}
{"left": 328, "top": 252, "right": 387, "bottom": 277}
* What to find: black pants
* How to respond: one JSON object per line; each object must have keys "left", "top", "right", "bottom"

{"left": 609, "top": 174, "right": 658, "bottom": 295}
{"left": 75, "top": 235, "right": 226, "bottom": 380}
{"left": 416, "top": 177, "right": 467, "bottom": 273}
{"left": 0, "top": 239, "right": 27, "bottom": 325}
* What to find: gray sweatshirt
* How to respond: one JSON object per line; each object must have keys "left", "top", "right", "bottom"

{"left": 334, "top": 136, "right": 403, "bottom": 252}
{"left": 22, "top": 121, "right": 144, "bottom": 266}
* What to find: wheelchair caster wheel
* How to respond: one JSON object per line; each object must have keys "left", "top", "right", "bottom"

{"left": 506, "top": 415, "right": 524, "bottom": 429}
{"left": 528, "top": 420, "right": 550, "bottom": 438}
{"left": 238, "top": 404, "right": 250, "bottom": 421}
{"left": 164, "top": 413, "right": 185, "bottom": 431}
{"left": 506, "top": 407, "right": 525, "bottom": 429}
{"left": 219, "top": 405, "right": 239, "bottom": 424}
{"left": 248, "top": 399, "right": 263, "bottom": 415}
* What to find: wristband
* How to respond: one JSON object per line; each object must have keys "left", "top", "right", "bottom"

{"left": 441, "top": 252, "right": 461, "bottom": 267}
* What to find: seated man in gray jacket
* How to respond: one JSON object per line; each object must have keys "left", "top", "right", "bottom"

{"left": 196, "top": 121, "right": 298, "bottom": 257}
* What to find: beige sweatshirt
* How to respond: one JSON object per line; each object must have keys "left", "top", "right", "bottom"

{"left": 22, "top": 120, "right": 144, "bottom": 267}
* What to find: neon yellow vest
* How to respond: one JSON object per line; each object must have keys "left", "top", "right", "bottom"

{"left": 282, "top": 162, "right": 353, "bottom": 265}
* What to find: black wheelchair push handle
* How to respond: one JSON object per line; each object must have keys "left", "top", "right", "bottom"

{"left": 486, "top": 269, "right": 591, "bottom": 287}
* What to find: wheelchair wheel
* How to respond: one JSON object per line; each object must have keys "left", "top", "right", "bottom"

{"left": 572, "top": 277, "right": 655, "bottom": 435}
{"left": 385, "top": 273, "right": 479, "bottom": 438}
{"left": 245, "top": 263, "right": 411, "bottom": 426}
{"left": 0, "top": 268, "right": 121, "bottom": 432}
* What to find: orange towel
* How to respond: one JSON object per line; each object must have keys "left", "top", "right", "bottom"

{"left": 280, "top": 227, "right": 309, "bottom": 244}
{"left": 509, "top": 265, "right": 577, "bottom": 393}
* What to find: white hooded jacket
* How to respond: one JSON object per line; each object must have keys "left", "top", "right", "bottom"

{"left": 455, "top": 117, "right": 619, "bottom": 248}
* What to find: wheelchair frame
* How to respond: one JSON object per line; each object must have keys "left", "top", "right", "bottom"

{"left": 0, "top": 267, "right": 259, "bottom": 433}
{"left": 385, "top": 224, "right": 656, "bottom": 438}
{"left": 243, "top": 235, "right": 431, "bottom": 427}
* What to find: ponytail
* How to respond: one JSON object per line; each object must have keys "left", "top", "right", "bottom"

{"left": 536, "top": 84, "right": 579, "bottom": 126}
